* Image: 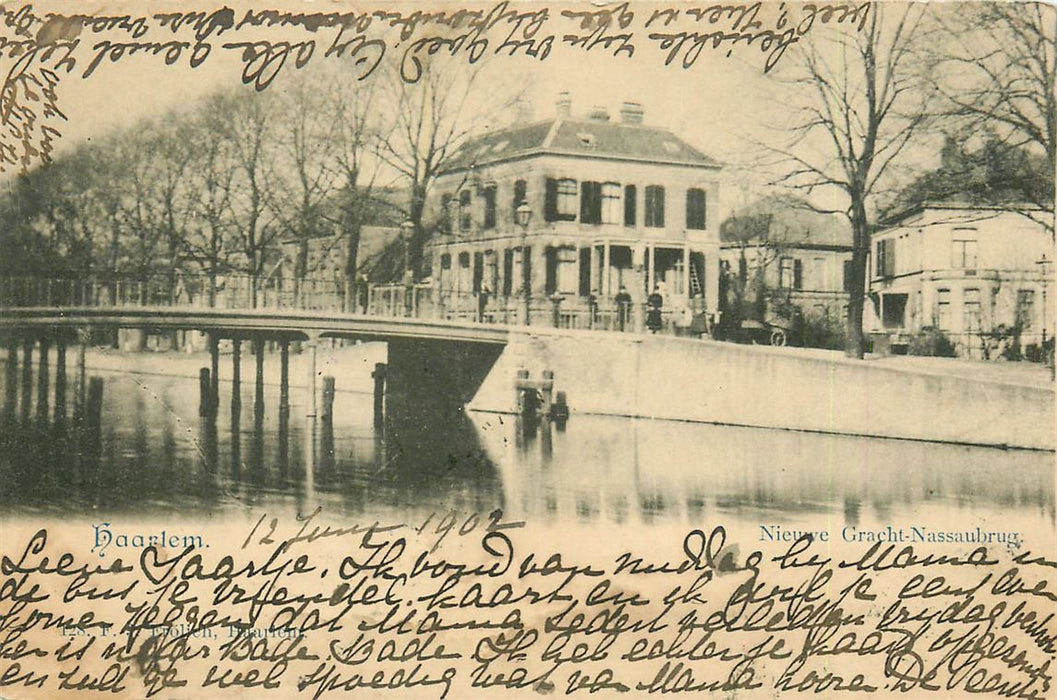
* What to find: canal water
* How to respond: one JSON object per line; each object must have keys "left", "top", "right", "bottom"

{"left": 0, "top": 349, "right": 1052, "bottom": 545}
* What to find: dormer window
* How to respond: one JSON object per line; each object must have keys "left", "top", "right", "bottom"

{"left": 662, "top": 141, "right": 680, "bottom": 154}
{"left": 577, "top": 132, "right": 596, "bottom": 147}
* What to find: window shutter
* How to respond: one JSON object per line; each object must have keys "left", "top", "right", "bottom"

{"left": 503, "top": 250, "right": 513, "bottom": 296}
{"left": 793, "top": 259, "right": 803, "bottom": 290}
{"left": 473, "top": 252, "right": 484, "bottom": 292}
{"left": 580, "top": 182, "right": 602, "bottom": 224}
{"left": 545, "top": 247, "right": 557, "bottom": 295}
{"left": 483, "top": 186, "right": 496, "bottom": 230}
{"left": 624, "top": 185, "right": 636, "bottom": 226}
{"left": 544, "top": 178, "right": 558, "bottom": 222}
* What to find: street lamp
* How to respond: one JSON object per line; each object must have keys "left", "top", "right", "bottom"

{"left": 516, "top": 202, "right": 532, "bottom": 325}
{"left": 400, "top": 220, "right": 415, "bottom": 276}
{"left": 401, "top": 220, "right": 415, "bottom": 316}
{"left": 1037, "top": 253, "right": 1051, "bottom": 356}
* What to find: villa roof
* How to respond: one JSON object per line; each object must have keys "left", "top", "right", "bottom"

{"left": 721, "top": 196, "right": 853, "bottom": 249}
{"left": 441, "top": 117, "right": 721, "bottom": 173}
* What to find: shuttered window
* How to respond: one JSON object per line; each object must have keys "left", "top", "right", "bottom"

{"left": 481, "top": 185, "right": 497, "bottom": 230}
{"left": 545, "top": 178, "right": 578, "bottom": 222}
{"left": 645, "top": 185, "right": 665, "bottom": 228}
{"left": 686, "top": 188, "right": 706, "bottom": 230}
{"left": 580, "top": 181, "right": 602, "bottom": 224}
{"left": 624, "top": 185, "right": 637, "bottom": 226}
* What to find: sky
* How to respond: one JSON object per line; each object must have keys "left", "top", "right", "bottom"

{"left": 16, "top": 0, "right": 956, "bottom": 218}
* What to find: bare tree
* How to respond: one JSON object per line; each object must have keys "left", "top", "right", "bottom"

{"left": 267, "top": 76, "right": 340, "bottom": 301}
{"left": 221, "top": 90, "right": 280, "bottom": 307}
{"left": 932, "top": 2, "right": 1056, "bottom": 236}
{"left": 766, "top": 4, "right": 934, "bottom": 358}
{"left": 181, "top": 100, "right": 237, "bottom": 307}
{"left": 149, "top": 118, "right": 196, "bottom": 304}
{"left": 378, "top": 57, "right": 524, "bottom": 279}
{"left": 325, "top": 70, "right": 388, "bottom": 310}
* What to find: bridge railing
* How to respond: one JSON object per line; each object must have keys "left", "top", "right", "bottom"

{"left": 0, "top": 274, "right": 682, "bottom": 334}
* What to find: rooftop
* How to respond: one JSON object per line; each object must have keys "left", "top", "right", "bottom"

{"left": 441, "top": 116, "right": 721, "bottom": 173}
{"left": 720, "top": 195, "right": 853, "bottom": 249}
{"left": 879, "top": 200, "right": 1047, "bottom": 227}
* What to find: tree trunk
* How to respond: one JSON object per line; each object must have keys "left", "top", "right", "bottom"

{"left": 343, "top": 218, "right": 362, "bottom": 313}
{"left": 408, "top": 185, "right": 427, "bottom": 280}
{"left": 845, "top": 204, "right": 870, "bottom": 359}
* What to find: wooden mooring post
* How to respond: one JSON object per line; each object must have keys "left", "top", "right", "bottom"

{"left": 305, "top": 341, "right": 318, "bottom": 417}
{"left": 231, "top": 339, "right": 241, "bottom": 416}
{"left": 254, "top": 339, "right": 265, "bottom": 419}
{"left": 35, "top": 338, "right": 49, "bottom": 423}
{"left": 279, "top": 340, "right": 290, "bottom": 413}
{"left": 322, "top": 376, "right": 335, "bottom": 422}
{"left": 4, "top": 337, "right": 17, "bottom": 422}
{"left": 20, "top": 338, "right": 32, "bottom": 424}
{"left": 209, "top": 334, "right": 220, "bottom": 414}
{"left": 372, "top": 363, "right": 386, "bottom": 427}
{"left": 515, "top": 369, "right": 555, "bottom": 418}
{"left": 199, "top": 368, "right": 213, "bottom": 418}
{"left": 54, "top": 339, "right": 66, "bottom": 424}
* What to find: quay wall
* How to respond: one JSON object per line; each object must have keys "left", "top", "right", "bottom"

{"left": 468, "top": 331, "right": 1054, "bottom": 450}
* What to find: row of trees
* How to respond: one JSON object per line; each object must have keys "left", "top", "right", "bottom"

{"left": 0, "top": 57, "right": 521, "bottom": 309}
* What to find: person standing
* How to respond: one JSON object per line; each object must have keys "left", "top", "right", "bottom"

{"left": 615, "top": 285, "right": 633, "bottom": 331}
{"left": 356, "top": 274, "right": 369, "bottom": 314}
{"left": 477, "top": 282, "right": 491, "bottom": 323}
{"left": 402, "top": 268, "right": 415, "bottom": 317}
{"left": 646, "top": 285, "right": 663, "bottom": 334}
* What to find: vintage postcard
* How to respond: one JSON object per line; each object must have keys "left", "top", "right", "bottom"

{"left": 0, "top": 0, "right": 1054, "bottom": 697}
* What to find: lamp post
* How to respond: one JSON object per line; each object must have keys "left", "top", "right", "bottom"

{"left": 516, "top": 202, "right": 532, "bottom": 325}
{"left": 1037, "top": 253, "right": 1051, "bottom": 363}
{"left": 401, "top": 220, "right": 415, "bottom": 317}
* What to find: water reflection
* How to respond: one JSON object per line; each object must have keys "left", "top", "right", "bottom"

{"left": 0, "top": 363, "right": 1052, "bottom": 536}
{"left": 470, "top": 412, "right": 1055, "bottom": 531}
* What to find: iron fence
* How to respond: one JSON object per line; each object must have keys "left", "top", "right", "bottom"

{"left": 0, "top": 274, "right": 674, "bottom": 334}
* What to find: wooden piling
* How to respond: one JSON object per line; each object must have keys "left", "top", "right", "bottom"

{"left": 372, "top": 363, "right": 386, "bottom": 427}
{"left": 36, "top": 338, "right": 49, "bottom": 423}
{"left": 54, "top": 339, "right": 66, "bottom": 424}
{"left": 199, "top": 368, "right": 212, "bottom": 417}
{"left": 540, "top": 370, "right": 554, "bottom": 417}
{"left": 279, "top": 340, "right": 290, "bottom": 412}
{"left": 75, "top": 336, "right": 86, "bottom": 424}
{"left": 322, "top": 376, "right": 335, "bottom": 422}
{"left": 516, "top": 368, "right": 530, "bottom": 415}
{"left": 209, "top": 334, "right": 220, "bottom": 413}
{"left": 86, "top": 377, "right": 103, "bottom": 463}
{"left": 4, "top": 337, "right": 17, "bottom": 422}
{"left": 254, "top": 339, "right": 265, "bottom": 418}
{"left": 20, "top": 338, "right": 32, "bottom": 424}
{"left": 231, "top": 338, "right": 241, "bottom": 416}
{"left": 305, "top": 341, "right": 317, "bottom": 417}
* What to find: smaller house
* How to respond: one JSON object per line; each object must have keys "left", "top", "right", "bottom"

{"left": 867, "top": 202, "right": 1053, "bottom": 358}
{"left": 278, "top": 225, "right": 402, "bottom": 291}
{"left": 718, "top": 198, "right": 854, "bottom": 328}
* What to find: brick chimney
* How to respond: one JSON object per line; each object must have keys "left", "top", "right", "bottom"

{"left": 619, "top": 101, "right": 644, "bottom": 125}
{"left": 587, "top": 106, "right": 610, "bottom": 122}
{"left": 515, "top": 97, "right": 534, "bottom": 123}
{"left": 555, "top": 92, "right": 572, "bottom": 118}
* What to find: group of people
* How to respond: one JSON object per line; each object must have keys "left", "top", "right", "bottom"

{"left": 615, "top": 282, "right": 697, "bottom": 334}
